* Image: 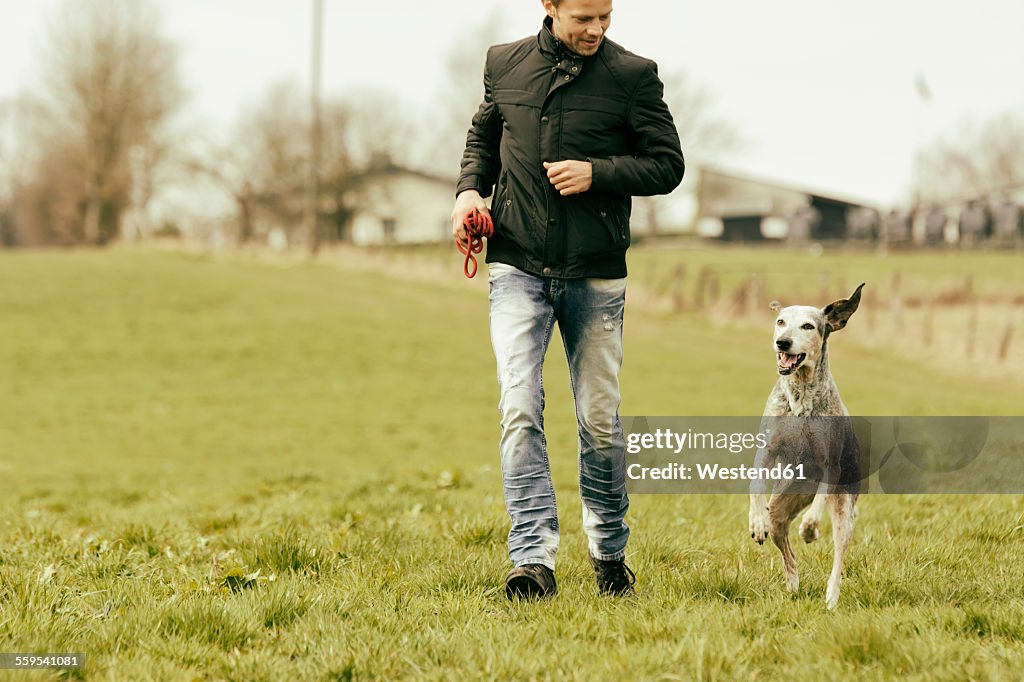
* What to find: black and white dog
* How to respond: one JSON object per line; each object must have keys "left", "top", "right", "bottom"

{"left": 748, "top": 283, "right": 864, "bottom": 609}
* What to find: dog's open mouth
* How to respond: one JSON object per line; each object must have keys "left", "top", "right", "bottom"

{"left": 777, "top": 352, "right": 806, "bottom": 374}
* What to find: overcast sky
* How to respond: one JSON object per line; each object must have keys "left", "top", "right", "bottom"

{"left": 2, "top": 0, "right": 1023, "bottom": 206}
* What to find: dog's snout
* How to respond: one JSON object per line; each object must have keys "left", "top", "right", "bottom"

{"left": 776, "top": 338, "right": 792, "bottom": 351}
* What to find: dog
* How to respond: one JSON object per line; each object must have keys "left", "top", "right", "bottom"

{"left": 748, "top": 283, "right": 865, "bottom": 609}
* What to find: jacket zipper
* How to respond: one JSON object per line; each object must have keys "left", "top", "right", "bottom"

{"left": 558, "top": 91, "right": 567, "bottom": 271}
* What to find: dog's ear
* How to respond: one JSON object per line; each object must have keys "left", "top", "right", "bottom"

{"left": 823, "top": 283, "right": 865, "bottom": 332}
{"left": 769, "top": 300, "right": 782, "bottom": 312}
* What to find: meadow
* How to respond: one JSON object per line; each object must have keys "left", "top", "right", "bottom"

{"left": 1, "top": 245, "right": 1023, "bottom": 680}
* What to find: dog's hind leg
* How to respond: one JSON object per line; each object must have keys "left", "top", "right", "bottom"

{"left": 799, "top": 478, "right": 829, "bottom": 544}
{"left": 769, "top": 491, "right": 813, "bottom": 593}
{"left": 799, "top": 494, "right": 825, "bottom": 544}
{"left": 825, "top": 493, "right": 857, "bottom": 609}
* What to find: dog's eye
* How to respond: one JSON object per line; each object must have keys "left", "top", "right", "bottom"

{"left": 776, "top": 319, "right": 784, "bottom": 327}
{"left": 801, "top": 323, "right": 815, "bottom": 330}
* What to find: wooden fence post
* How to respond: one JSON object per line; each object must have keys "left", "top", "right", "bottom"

{"left": 966, "top": 299, "right": 978, "bottom": 358}
{"left": 747, "top": 270, "right": 764, "bottom": 316}
{"left": 998, "top": 321, "right": 1014, "bottom": 362}
{"left": 647, "top": 260, "right": 659, "bottom": 299}
{"left": 695, "top": 267, "right": 710, "bottom": 309}
{"left": 923, "top": 299, "right": 934, "bottom": 347}
{"left": 865, "top": 287, "right": 876, "bottom": 334}
{"left": 671, "top": 264, "right": 687, "bottom": 311}
{"left": 890, "top": 272, "right": 904, "bottom": 336}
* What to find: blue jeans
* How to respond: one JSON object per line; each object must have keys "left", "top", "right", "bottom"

{"left": 487, "top": 262, "right": 630, "bottom": 570}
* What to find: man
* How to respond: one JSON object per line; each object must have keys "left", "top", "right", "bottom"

{"left": 451, "top": 0, "right": 684, "bottom": 599}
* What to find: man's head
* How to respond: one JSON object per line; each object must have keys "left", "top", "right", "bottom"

{"left": 542, "top": 0, "right": 612, "bottom": 57}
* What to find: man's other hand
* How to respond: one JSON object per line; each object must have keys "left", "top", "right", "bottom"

{"left": 451, "top": 190, "right": 490, "bottom": 248}
{"left": 543, "top": 160, "right": 593, "bottom": 196}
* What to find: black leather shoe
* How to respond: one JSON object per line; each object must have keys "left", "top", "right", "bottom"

{"left": 589, "top": 555, "right": 636, "bottom": 595}
{"left": 505, "top": 563, "right": 557, "bottom": 599}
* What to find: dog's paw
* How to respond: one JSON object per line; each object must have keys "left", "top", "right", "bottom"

{"left": 799, "top": 517, "right": 820, "bottom": 544}
{"left": 749, "top": 507, "right": 769, "bottom": 545}
{"left": 825, "top": 584, "right": 840, "bottom": 610}
{"left": 785, "top": 571, "right": 800, "bottom": 594}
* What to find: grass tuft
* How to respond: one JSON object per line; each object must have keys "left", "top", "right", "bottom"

{"left": 117, "top": 523, "right": 165, "bottom": 558}
{"left": 161, "top": 598, "right": 258, "bottom": 651}
{"left": 451, "top": 516, "right": 504, "bottom": 548}
{"left": 256, "top": 585, "right": 308, "bottom": 629}
{"left": 690, "top": 565, "right": 760, "bottom": 604}
{"left": 243, "top": 527, "right": 326, "bottom": 575}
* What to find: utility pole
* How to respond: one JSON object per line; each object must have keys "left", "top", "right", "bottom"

{"left": 307, "top": 0, "right": 324, "bottom": 255}
{"left": 912, "top": 72, "right": 932, "bottom": 212}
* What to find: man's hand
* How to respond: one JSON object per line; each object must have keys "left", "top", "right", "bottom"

{"left": 543, "top": 160, "right": 593, "bottom": 196}
{"left": 451, "top": 190, "right": 490, "bottom": 248}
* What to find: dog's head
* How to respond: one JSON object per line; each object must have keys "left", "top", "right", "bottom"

{"left": 769, "top": 283, "right": 865, "bottom": 375}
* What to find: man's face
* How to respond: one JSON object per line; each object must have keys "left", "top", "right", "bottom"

{"left": 543, "top": 0, "right": 613, "bottom": 57}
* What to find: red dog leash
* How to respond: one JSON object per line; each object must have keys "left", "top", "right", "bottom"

{"left": 456, "top": 208, "right": 494, "bottom": 278}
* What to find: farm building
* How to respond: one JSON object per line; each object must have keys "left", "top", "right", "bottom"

{"left": 695, "top": 167, "right": 879, "bottom": 242}
{"left": 347, "top": 167, "right": 455, "bottom": 246}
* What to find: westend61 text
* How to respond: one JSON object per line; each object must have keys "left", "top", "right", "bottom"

{"left": 625, "top": 428, "right": 768, "bottom": 455}
{"left": 627, "top": 462, "right": 807, "bottom": 482}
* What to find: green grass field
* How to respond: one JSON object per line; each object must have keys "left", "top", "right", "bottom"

{"left": 1, "top": 247, "right": 1023, "bottom": 680}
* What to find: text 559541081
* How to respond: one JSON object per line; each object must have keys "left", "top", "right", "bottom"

{"left": 0, "top": 654, "right": 84, "bottom": 669}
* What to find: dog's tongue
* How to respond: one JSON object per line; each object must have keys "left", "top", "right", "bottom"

{"left": 778, "top": 352, "right": 798, "bottom": 368}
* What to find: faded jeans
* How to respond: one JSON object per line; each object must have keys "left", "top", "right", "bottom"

{"left": 487, "top": 262, "right": 630, "bottom": 570}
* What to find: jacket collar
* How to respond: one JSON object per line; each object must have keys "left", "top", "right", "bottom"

{"left": 538, "top": 16, "right": 564, "bottom": 60}
{"left": 538, "top": 16, "right": 603, "bottom": 61}
{"left": 538, "top": 15, "right": 602, "bottom": 81}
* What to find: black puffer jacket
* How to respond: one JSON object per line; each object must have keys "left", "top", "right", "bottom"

{"left": 457, "top": 18, "right": 684, "bottom": 279}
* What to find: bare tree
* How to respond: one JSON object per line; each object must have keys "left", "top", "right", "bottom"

{"left": 0, "top": 99, "right": 15, "bottom": 246}
{"left": 662, "top": 70, "right": 743, "bottom": 168}
{"left": 637, "top": 70, "right": 744, "bottom": 234}
{"left": 422, "top": 11, "right": 505, "bottom": 178}
{"left": 181, "top": 147, "right": 262, "bottom": 246}
{"left": 917, "top": 112, "right": 1024, "bottom": 203}
{"left": 0, "top": 95, "right": 77, "bottom": 246}
{"left": 195, "top": 80, "right": 418, "bottom": 247}
{"left": 37, "top": 0, "right": 182, "bottom": 244}
{"left": 178, "top": 81, "right": 308, "bottom": 247}
{"left": 240, "top": 81, "right": 310, "bottom": 237}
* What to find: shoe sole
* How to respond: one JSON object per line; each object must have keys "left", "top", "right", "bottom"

{"left": 597, "top": 585, "right": 636, "bottom": 597}
{"left": 505, "top": 575, "right": 556, "bottom": 600}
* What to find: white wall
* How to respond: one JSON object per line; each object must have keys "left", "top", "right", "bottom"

{"left": 351, "top": 174, "right": 453, "bottom": 245}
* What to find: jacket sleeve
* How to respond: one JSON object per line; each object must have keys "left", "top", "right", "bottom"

{"left": 456, "top": 47, "right": 503, "bottom": 198}
{"left": 589, "top": 61, "right": 685, "bottom": 197}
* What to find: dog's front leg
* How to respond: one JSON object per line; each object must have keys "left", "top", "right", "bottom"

{"left": 748, "top": 444, "right": 771, "bottom": 544}
{"left": 825, "top": 494, "right": 857, "bottom": 609}
{"left": 749, "top": 491, "right": 770, "bottom": 544}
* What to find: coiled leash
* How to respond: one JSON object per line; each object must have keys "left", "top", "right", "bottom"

{"left": 456, "top": 208, "right": 494, "bottom": 278}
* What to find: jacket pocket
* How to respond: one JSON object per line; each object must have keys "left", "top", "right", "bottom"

{"left": 492, "top": 172, "right": 509, "bottom": 221}
{"left": 599, "top": 195, "right": 629, "bottom": 247}
{"left": 491, "top": 171, "right": 534, "bottom": 254}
